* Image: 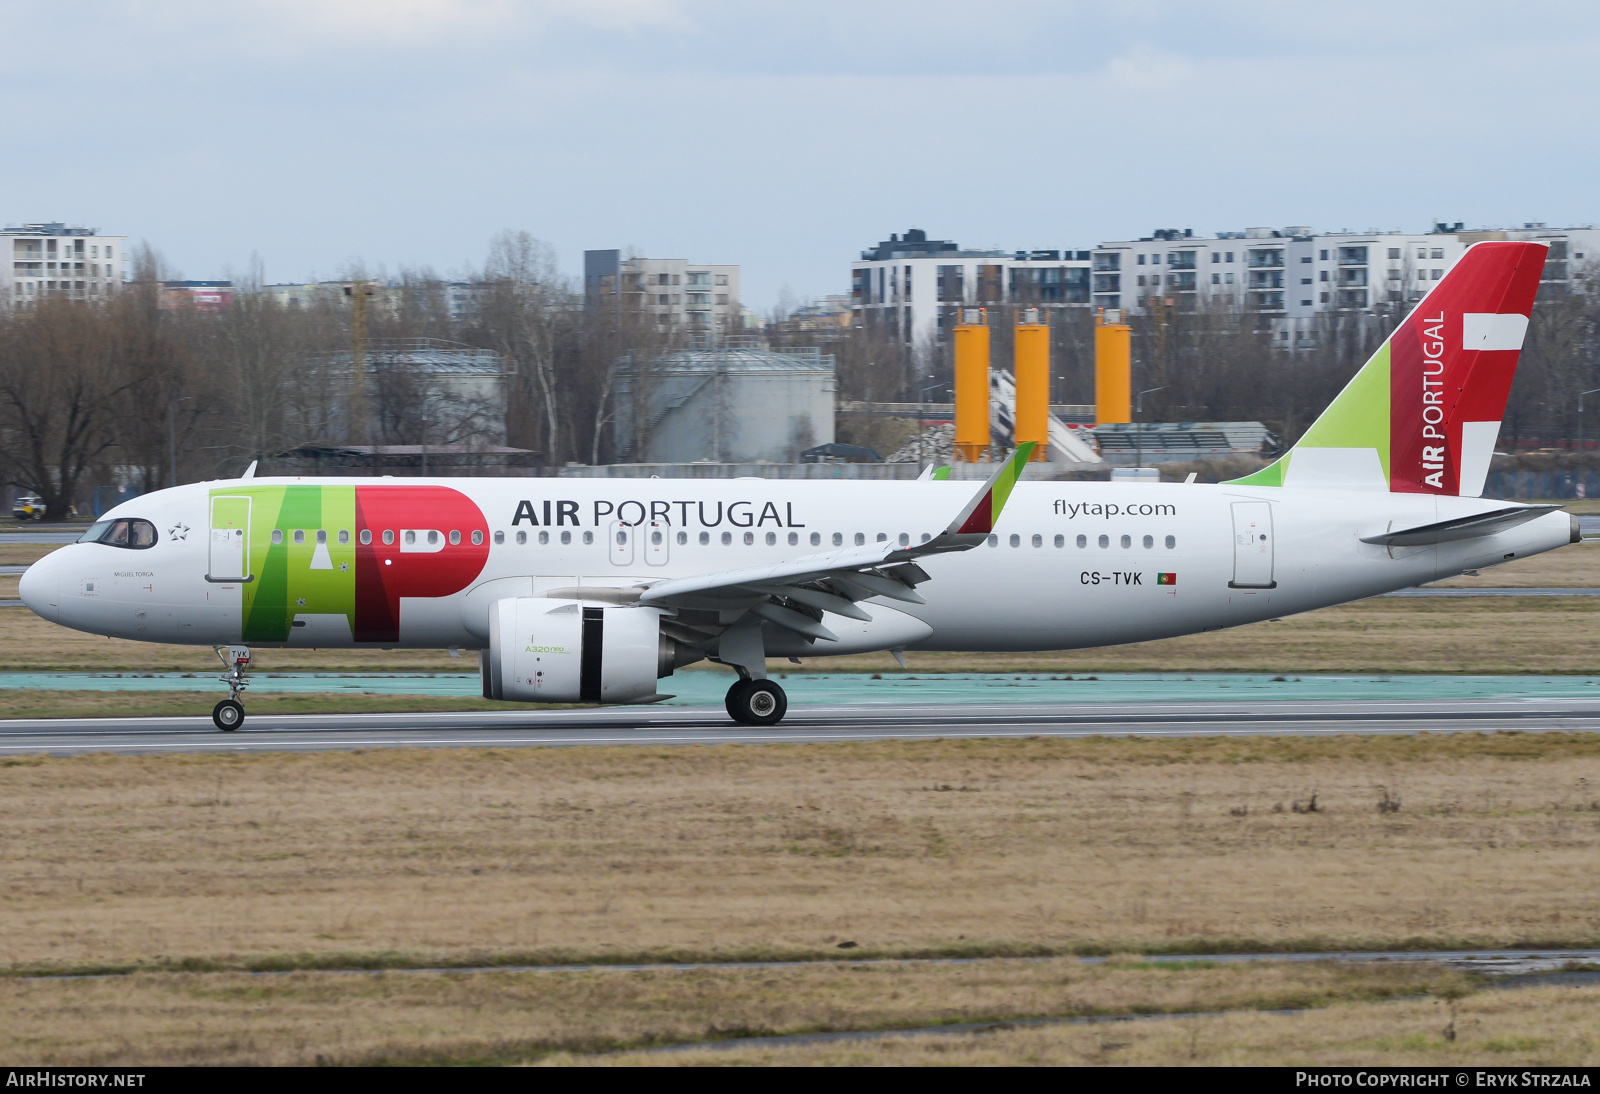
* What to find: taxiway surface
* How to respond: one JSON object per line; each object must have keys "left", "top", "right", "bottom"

{"left": 5, "top": 696, "right": 1600, "bottom": 756}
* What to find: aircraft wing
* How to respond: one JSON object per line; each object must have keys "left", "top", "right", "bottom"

{"left": 635, "top": 444, "right": 1034, "bottom": 643}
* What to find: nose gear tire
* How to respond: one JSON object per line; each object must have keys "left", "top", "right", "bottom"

{"left": 725, "top": 679, "right": 787, "bottom": 726}
{"left": 212, "top": 699, "right": 244, "bottom": 732}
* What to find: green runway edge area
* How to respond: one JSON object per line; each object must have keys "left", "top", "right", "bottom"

{"left": 3, "top": 670, "right": 1600, "bottom": 706}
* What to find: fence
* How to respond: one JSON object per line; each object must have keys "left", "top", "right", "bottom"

{"left": 1482, "top": 471, "right": 1600, "bottom": 500}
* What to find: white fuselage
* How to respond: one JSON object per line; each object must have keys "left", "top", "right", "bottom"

{"left": 19, "top": 477, "right": 1573, "bottom": 654}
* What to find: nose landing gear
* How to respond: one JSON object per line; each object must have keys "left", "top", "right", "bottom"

{"left": 212, "top": 645, "right": 252, "bottom": 732}
{"left": 725, "top": 677, "right": 787, "bottom": 726}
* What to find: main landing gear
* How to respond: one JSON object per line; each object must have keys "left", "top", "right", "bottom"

{"left": 212, "top": 645, "right": 252, "bottom": 732}
{"left": 725, "top": 677, "right": 787, "bottom": 726}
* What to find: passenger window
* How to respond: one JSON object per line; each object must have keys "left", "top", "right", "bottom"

{"left": 616, "top": 530, "right": 627, "bottom": 545}
{"left": 293, "top": 530, "right": 305, "bottom": 545}
{"left": 272, "top": 529, "right": 284, "bottom": 545}
{"left": 427, "top": 531, "right": 439, "bottom": 545}
{"left": 1054, "top": 534, "right": 1064, "bottom": 547}
{"left": 449, "top": 530, "right": 461, "bottom": 545}
{"left": 765, "top": 531, "right": 776, "bottom": 546}
{"left": 1009, "top": 534, "right": 1020, "bottom": 547}
{"left": 1120, "top": 535, "right": 1131, "bottom": 548}
{"left": 832, "top": 533, "right": 843, "bottom": 546}
{"left": 811, "top": 532, "right": 821, "bottom": 546}
{"left": 920, "top": 533, "right": 931, "bottom": 543}
{"left": 675, "top": 531, "right": 686, "bottom": 545}
{"left": 1076, "top": 534, "right": 1087, "bottom": 548}
{"left": 471, "top": 530, "right": 483, "bottom": 545}
{"left": 1098, "top": 535, "right": 1109, "bottom": 548}
{"left": 987, "top": 535, "right": 998, "bottom": 547}
{"left": 403, "top": 531, "right": 415, "bottom": 545}
{"left": 383, "top": 530, "right": 394, "bottom": 545}
{"left": 788, "top": 532, "right": 799, "bottom": 546}
{"left": 582, "top": 531, "right": 593, "bottom": 545}
{"left": 721, "top": 531, "right": 732, "bottom": 545}
{"left": 744, "top": 531, "right": 755, "bottom": 545}
{"left": 360, "top": 529, "right": 372, "bottom": 545}
{"left": 1143, "top": 535, "right": 1153, "bottom": 548}
{"left": 561, "top": 531, "right": 572, "bottom": 545}
{"left": 339, "top": 530, "right": 350, "bottom": 545}
{"left": 316, "top": 530, "right": 327, "bottom": 544}
{"left": 854, "top": 533, "right": 865, "bottom": 545}
{"left": 493, "top": 530, "right": 504, "bottom": 545}
{"left": 699, "top": 531, "right": 710, "bottom": 545}
{"left": 898, "top": 533, "right": 910, "bottom": 546}
{"left": 1165, "top": 535, "right": 1176, "bottom": 549}
{"left": 1031, "top": 534, "right": 1042, "bottom": 547}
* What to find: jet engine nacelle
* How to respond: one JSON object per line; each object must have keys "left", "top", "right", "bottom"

{"left": 481, "top": 597, "right": 697, "bottom": 704}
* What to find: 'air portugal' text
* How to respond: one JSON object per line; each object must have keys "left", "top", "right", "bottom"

{"left": 1420, "top": 311, "right": 1447, "bottom": 489}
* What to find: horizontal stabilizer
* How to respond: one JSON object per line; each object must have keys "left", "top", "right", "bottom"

{"left": 1359, "top": 505, "right": 1560, "bottom": 547}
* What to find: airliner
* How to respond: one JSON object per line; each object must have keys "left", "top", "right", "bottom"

{"left": 19, "top": 241, "right": 1576, "bottom": 730}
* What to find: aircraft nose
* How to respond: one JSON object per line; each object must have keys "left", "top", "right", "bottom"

{"left": 18, "top": 551, "right": 59, "bottom": 622}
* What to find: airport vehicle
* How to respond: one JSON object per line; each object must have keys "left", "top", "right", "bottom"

{"left": 13, "top": 493, "right": 45, "bottom": 521}
{"left": 19, "top": 242, "right": 1576, "bottom": 731}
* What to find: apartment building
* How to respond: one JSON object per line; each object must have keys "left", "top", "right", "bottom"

{"left": 1090, "top": 222, "right": 1599, "bottom": 343}
{"left": 3, "top": 222, "right": 126, "bottom": 303}
{"left": 850, "top": 229, "right": 1092, "bottom": 356}
{"left": 585, "top": 249, "right": 741, "bottom": 334}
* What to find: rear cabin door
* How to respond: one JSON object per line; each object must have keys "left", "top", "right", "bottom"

{"left": 1229, "top": 501, "right": 1275, "bottom": 588}
{"left": 209, "top": 495, "right": 252, "bottom": 582}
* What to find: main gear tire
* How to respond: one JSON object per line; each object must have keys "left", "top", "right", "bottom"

{"left": 726, "top": 679, "right": 787, "bottom": 726}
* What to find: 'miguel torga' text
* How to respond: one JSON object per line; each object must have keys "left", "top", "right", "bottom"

{"left": 511, "top": 500, "right": 806, "bottom": 528}
{"left": 1419, "top": 311, "right": 1448, "bottom": 489}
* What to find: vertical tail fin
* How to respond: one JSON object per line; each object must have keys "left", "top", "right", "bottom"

{"left": 1229, "top": 240, "right": 1546, "bottom": 496}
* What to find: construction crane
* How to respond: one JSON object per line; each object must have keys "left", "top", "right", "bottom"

{"left": 343, "top": 281, "right": 375, "bottom": 443}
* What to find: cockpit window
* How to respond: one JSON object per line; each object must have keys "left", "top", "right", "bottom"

{"left": 84, "top": 518, "right": 158, "bottom": 549}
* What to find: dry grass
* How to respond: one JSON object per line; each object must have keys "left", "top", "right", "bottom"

{"left": 0, "top": 689, "right": 545, "bottom": 719}
{"left": 4, "top": 735, "right": 1600, "bottom": 975}
{"left": 0, "top": 958, "right": 1475, "bottom": 1066}
{"left": 589, "top": 982, "right": 1600, "bottom": 1067}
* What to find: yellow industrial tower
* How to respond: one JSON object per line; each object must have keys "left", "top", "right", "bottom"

{"left": 953, "top": 308, "right": 990, "bottom": 462}
{"left": 1094, "top": 307, "right": 1132, "bottom": 425}
{"left": 1013, "top": 308, "right": 1049, "bottom": 461}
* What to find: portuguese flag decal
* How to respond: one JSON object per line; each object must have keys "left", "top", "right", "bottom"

{"left": 1157, "top": 572, "right": 1177, "bottom": 586}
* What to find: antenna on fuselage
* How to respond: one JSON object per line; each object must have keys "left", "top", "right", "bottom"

{"left": 241, "top": 460, "right": 257, "bottom": 480}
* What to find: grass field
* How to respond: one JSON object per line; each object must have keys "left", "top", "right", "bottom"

{"left": 3, "top": 734, "right": 1599, "bottom": 1063}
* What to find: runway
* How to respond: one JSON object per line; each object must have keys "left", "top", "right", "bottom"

{"left": 6, "top": 695, "right": 1600, "bottom": 756}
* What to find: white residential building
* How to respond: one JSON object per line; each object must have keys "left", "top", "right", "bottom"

{"left": 585, "top": 250, "right": 741, "bottom": 334}
{"left": 1090, "top": 222, "right": 1600, "bottom": 344}
{"left": 850, "top": 229, "right": 1092, "bottom": 359}
{"left": 3, "top": 222, "right": 126, "bottom": 304}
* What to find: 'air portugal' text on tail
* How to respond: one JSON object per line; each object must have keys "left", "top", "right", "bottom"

{"left": 1232, "top": 240, "right": 1546, "bottom": 497}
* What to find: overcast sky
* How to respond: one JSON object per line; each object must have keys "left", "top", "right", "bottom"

{"left": 5, "top": 1, "right": 1597, "bottom": 309}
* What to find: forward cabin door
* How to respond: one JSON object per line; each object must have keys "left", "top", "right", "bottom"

{"left": 1229, "top": 501, "right": 1275, "bottom": 589}
{"left": 208, "top": 495, "right": 252, "bottom": 582}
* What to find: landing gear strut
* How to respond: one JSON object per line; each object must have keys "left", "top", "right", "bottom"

{"left": 212, "top": 645, "right": 252, "bottom": 732}
{"left": 725, "top": 678, "right": 787, "bottom": 726}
